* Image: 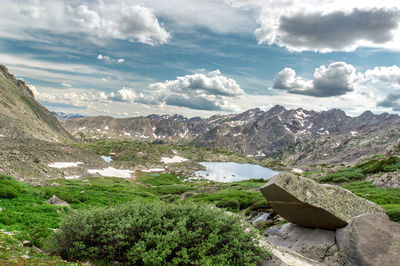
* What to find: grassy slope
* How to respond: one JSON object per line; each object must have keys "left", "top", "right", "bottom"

{"left": 1, "top": 140, "right": 400, "bottom": 263}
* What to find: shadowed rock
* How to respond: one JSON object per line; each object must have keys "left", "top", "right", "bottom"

{"left": 263, "top": 223, "right": 339, "bottom": 263}
{"left": 336, "top": 213, "right": 400, "bottom": 265}
{"left": 260, "top": 173, "right": 386, "bottom": 229}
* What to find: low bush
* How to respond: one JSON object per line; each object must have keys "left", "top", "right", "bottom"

{"left": 0, "top": 175, "right": 22, "bottom": 199}
{"left": 189, "top": 189, "right": 265, "bottom": 212}
{"left": 357, "top": 156, "right": 400, "bottom": 174}
{"left": 48, "top": 201, "right": 269, "bottom": 265}
{"left": 319, "top": 168, "right": 364, "bottom": 183}
{"left": 383, "top": 204, "right": 400, "bottom": 222}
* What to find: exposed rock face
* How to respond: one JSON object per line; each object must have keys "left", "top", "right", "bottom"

{"left": 336, "top": 213, "right": 400, "bottom": 266}
{"left": 260, "top": 173, "right": 386, "bottom": 229}
{"left": 372, "top": 172, "right": 400, "bottom": 188}
{"left": 0, "top": 65, "right": 73, "bottom": 141}
{"left": 263, "top": 223, "right": 338, "bottom": 263}
{"left": 46, "top": 195, "right": 70, "bottom": 207}
{"left": 63, "top": 105, "right": 400, "bottom": 165}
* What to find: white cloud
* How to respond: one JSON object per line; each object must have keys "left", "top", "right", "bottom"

{"left": 108, "top": 87, "right": 136, "bottom": 103}
{"left": 97, "top": 54, "right": 125, "bottom": 63}
{"left": 365, "top": 65, "right": 400, "bottom": 86}
{"left": 149, "top": 70, "right": 244, "bottom": 111}
{"left": 254, "top": 1, "right": 400, "bottom": 52}
{"left": 272, "top": 62, "right": 362, "bottom": 97}
{"left": 61, "top": 82, "right": 72, "bottom": 87}
{"left": 27, "top": 84, "right": 39, "bottom": 97}
{"left": 0, "top": 1, "right": 170, "bottom": 46}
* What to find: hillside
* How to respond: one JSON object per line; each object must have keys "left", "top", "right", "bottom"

{"left": 63, "top": 105, "right": 400, "bottom": 166}
{"left": 0, "top": 65, "right": 73, "bottom": 141}
{"left": 0, "top": 66, "right": 108, "bottom": 182}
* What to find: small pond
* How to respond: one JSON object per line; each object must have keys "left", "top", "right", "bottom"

{"left": 194, "top": 162, "right": 278, "bottom": 182}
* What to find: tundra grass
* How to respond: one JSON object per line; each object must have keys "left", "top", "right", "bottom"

{"left": 342, "top": 181, "right": 400, "bottom": 222}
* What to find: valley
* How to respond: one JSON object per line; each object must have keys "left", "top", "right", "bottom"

{"left": 1, "top": 65, "right": 400, "bottom": 265}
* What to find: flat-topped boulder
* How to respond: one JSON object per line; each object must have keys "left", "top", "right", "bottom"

{"left": 260, "top": 173, "right": 386, "bottom": 229}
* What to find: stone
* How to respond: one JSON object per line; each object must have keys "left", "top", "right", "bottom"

{"left": 46, "top": 195, "right": 70, "bottom": 207}
{"left": 263, "top": 223, "right": 337, "bottom": 263}
{"left": 22, "top": 240, "right": 32, "bottom": 247}
{"left": 372, "top": 172, "right": 400, "bottom": 188}
{"left": 260, "top": 173, "right": 386, "bottom": 229}
{"left": 336, "top": 213, "right": 400, "bottom": 266}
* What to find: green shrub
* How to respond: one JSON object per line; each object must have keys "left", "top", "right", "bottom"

{"left": 48, "top": 201, "right": 269, "bottom": 265}
{"left": 383, "top": 204, "right": 400, "bottom": 222}
{"left": 0, "top": 177, "right": 22, "bottom": 199}
{"left": 357, "top": 157, "right": 400, "bottom": 174}
{"left": 319, "top": 168, "right": 364, "bottom": 183}
{"left": 0, "top": 185, "right": 19, "bottom": 199}
{"left": 189, "top": 189, "right": 265, "bottom": 212}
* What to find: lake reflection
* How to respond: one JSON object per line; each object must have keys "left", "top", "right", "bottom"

{"left": 194, "top": 162, "right": 278, "bottom": 182}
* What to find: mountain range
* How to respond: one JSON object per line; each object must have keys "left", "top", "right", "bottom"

{"left": 63, "top": 105, "right": 400, "bottom": 165}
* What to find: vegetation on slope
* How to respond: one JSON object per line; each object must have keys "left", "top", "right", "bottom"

{"left": 320, "top": 156, "right": 400, "bottom": 183}
{"left": 49, "top": 201, "right": 269, "bottom": 265}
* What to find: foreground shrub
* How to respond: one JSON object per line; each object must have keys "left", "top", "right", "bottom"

{"left": 48, "top": 201, "right": 269, "bottom": 265}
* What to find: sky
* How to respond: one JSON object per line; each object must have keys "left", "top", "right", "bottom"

{"left": 1, "top": 0, "right": 400, "bottom": 118}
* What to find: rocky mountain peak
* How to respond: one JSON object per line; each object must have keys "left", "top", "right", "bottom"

{"left": 266, "top": 105, "right": 286, "bottom": 116}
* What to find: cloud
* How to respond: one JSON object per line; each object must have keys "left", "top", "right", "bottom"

{"left": 108, "top": 87, "right": 136, "bottom": 103}
{"left": 97, "top": 54, "right": 125, "bottom": 63}
{"left": 36, "top": 88, "right": 109, "bottom": 108}
{"left": 149, "top": 70, "right": 244, "bottom": 111}
{"left": 365, "top": 65, "right": 400, "bottom": 86}
{"left": 255, "top": 2, "right": 400, "bottom": 52}
{"left": 61, "top": 82, "right": 72, "bottom": 87}
{"left": 27, "top": 84, "right": 39, "bottom": 97}
{"left": 0, "top": 2, "right": 170, "bottom": 46}
{"left": 272, "top": 62, "right": 362, "bottom": 97}
{"left": 378, "top": 93, "right": 400, "bottom": 111}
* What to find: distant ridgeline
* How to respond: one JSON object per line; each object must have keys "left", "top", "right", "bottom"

{"left": 63, "top": 104, "right": 400, "bottom": 165}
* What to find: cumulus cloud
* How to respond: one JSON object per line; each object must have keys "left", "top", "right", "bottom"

{"left": 108, "top": 87, "right": 136, "bottom": 103}
{"left": 0, "top": 1, "right": 170, "bottom": 46}
{"left": 272, "top": 62, "right": 362, "bottom": 97}
{"left": 27, "top": 84, "right": 40, "bottom": 97}
{"left": 97, "top": 54, "right": 125, "bottom": 63}
{"left": 365, "top": 65, "right": 400, "bottom": 86}
{"left": 149, "top": 70, "right": 244, "bottom": 111}
{"left": 378, "top": 93, "right": 400, "bottom": 111}
{"left": 254, "top": 1, "right": 400, "bottom": 52}
{"left": 37, "top": 88, "right": 109, "bottom": 108}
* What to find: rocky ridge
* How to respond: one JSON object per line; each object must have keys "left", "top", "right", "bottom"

{"left": 63, "top": 105, "right": 400, "bottom": 166}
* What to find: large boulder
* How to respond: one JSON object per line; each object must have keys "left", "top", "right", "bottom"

{"left": 263, "top": 223, "right": 338, "bottom": 263}
{"left": 372, "top": 171, "right": 400, "bottom": 188}
{"left": 260, "top": 173, "right": 386, "bottom": 229}
{"left": 336, "top": 213, "right": 400, "bottom": 265}
{"left": 46, "top": 195, "right": 70, "bottom": 207}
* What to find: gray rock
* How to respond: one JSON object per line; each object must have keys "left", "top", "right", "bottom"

{"left": 372, "top": 171, "right": 400, "bottom": 188}
{"left": 263, "top": 223, "right": 337, "bottom": 263}
{"left": 46, "top": 195, "right": 70, "bottom": 207}
{"left": 336, "top": 213, "right": 400, "bottom": 266}
{"left": 260, "top": 173, "right": 386, "bottom": 229}
{"left": 22, "top": 240, "right": 32, "bottom": 247}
